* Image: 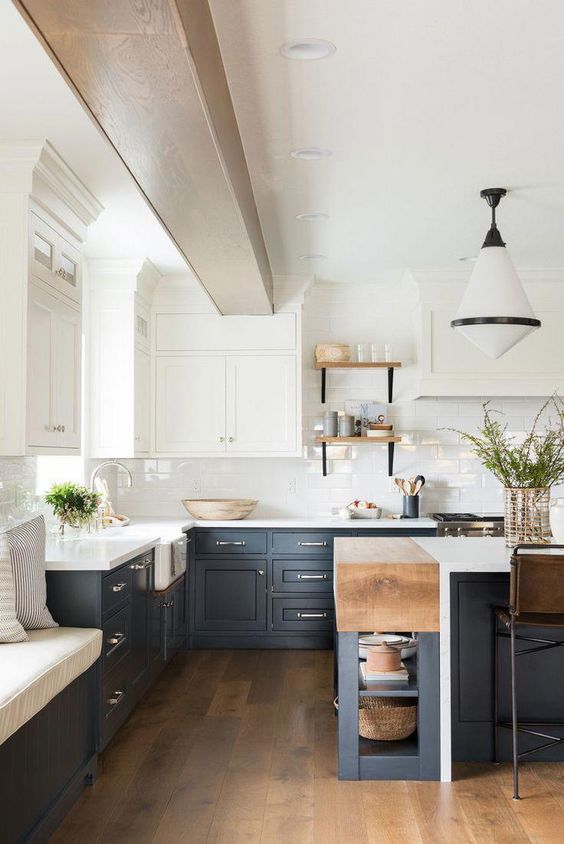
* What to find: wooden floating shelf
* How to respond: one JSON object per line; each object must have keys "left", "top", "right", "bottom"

{"left": 316, "top": 360, "right": 402, "bottom": 403}
{"left": 315, "top": 436, "right": 401, "bottom": 445}
{"left": 314, "top": 361, "right": 402, "bottom": 370}
{"left": 314, "top": 436, "right": 402, "bottom": 476}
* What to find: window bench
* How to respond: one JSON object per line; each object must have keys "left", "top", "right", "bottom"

{"left": 0, "top": 627, "right": 102, "bottom": 843}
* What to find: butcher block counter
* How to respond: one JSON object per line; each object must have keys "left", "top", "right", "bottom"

{"left": 334, "top": 537, "right": 440, "bottom": 633}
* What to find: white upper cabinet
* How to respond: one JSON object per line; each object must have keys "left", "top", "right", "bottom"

{"left": 153, "top": 301, "right": 302, "bottom": 457}
{"left": 88, "top": 260, "right": 160, "bottom": 458}
{"left": 156, "top": 356, "right": 227, "bottom": 453}
{"left": 226, "top": 356, "right": 297, "bottom": 454}
{"left": 27, "top": 281, "right": 81, "bottom": 452}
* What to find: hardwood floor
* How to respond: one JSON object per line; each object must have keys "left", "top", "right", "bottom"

{"left": 51, "top": 650, "right": 564, "bottom": 844}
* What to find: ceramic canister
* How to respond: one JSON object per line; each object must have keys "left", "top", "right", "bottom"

{"left": 323, "top": 411, "right": 338, "bottom": 437}
{"left": 366, "top": 642, "right": 402, "bottom": 673}
{"left": 550, "top": 498, "right": 564, "bottom": 542}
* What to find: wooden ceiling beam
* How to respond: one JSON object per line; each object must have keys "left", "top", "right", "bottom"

{"left": 13, "top": 0, "right": 273, "bottom": 314}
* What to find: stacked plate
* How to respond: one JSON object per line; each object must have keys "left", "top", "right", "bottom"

{"left": 358, "top": 633, "right": 417, "bottom": 660}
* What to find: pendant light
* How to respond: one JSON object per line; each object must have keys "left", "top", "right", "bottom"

{"left": 451, "top": 188, "right": 541, "bottom": 359}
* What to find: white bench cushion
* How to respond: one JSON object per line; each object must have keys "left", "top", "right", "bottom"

{"left": 0, "top": 627, "right": 102, "bottom": 745}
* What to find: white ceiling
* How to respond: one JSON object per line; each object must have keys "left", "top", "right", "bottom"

{"left": 209, "top": 0, "right": 564, "bottom": 283}
{"left": 0, "top": 2, "right": 189, "bottom": 276}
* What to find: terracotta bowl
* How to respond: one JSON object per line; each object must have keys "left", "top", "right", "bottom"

{"left": 181, "top": 498, "right": 258, "bottom": 520}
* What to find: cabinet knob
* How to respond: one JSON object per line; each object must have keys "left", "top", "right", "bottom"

{"left": 258, "top": 570, "right": 265, "bottom": 576}
{"left": 107, "top": 690, "right": 125, "bottom": 706}
{"left": 106, "top": 632, "right": 125, "bottom": 646}
{"left": 228, "top": 436, "right": 234, "bottom": 443}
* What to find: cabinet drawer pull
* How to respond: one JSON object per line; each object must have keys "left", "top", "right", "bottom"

{"left": 298, "top": 573, "right": 327, "bottom": 580}
{"left": 297, "top": 612, "right": 327, "bottom": 619}
{"left": 129, "top": 561, "right": 151, "bottom": 570}
{"left": 107, "top": 690, "right": 125, "bottom": 706}
{"left": 111, "top": 582, "right": 127, "bottom": 592}
{"left": 106, "top": 632, "right": 126, "bottom": 649}
{"left": 216, "top": 540, "right": 246, "bottom": 546}
{"left": 298, "top": 541, "right": 327, "bottom": 547}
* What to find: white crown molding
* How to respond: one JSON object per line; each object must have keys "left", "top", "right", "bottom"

{"left": 34, "top": 141, "right": 103, "bottom": 227}
{"left": 87, "top": 258, "right": 161, "bottom": 300}
{"left": 0, "top": 140, "right": 103, "bottom": 229}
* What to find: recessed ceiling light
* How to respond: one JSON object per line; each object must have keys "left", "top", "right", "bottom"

{"left": 299, "top": 254, "right": 327, "bottom": 261}
{"left": 296, "top": 212, "right": 329, "bottom": 222}
{"left": 280, "top": 39, "right": 336, "bottom": 60}
{"left": 458, "top": 256, "right": 478, "bottom": 263}
{"left": 290, "top": 147, "right": 332, "bottom": 160}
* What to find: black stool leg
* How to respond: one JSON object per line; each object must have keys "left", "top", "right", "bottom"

{"left": 510, "top": 617, "right": 520, "bottom": 799}
{"left": 493, "top": 614, "right": 499, "bottom": 763}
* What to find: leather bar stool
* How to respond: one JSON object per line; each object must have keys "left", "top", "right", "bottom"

{"left": 494, "top": 543, "right": 564, "bottom": 799}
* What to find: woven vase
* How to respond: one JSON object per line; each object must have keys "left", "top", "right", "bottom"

{"left": 503, "top": 487, "right": 551, "bottom": 547}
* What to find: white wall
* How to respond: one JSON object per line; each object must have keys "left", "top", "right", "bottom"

{"left": 98, "top": 280, "right": 557, "bottom": 519}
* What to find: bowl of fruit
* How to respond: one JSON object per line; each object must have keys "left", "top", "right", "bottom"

{"left": 347, "top": 500, "right": 382, "bottom": 519}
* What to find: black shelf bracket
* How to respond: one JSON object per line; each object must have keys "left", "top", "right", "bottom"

{"left": 320, "top": 365, "right": 396, "bottom": 404}
{"left": 320, "top": 440, "right": 395, "bottom": 477}
{"left": 388, "top": 441, "right": 395, "bottom": 477}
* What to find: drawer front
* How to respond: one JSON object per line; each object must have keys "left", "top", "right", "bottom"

{"left": 272, "top": 598, "right": 335, "bottom": 632}
{"left": 272, "top": 532, "right": 341, "bottom": 555}
{"left": 100, "top": 663, "right": 131, "bottom": 738}
{"left": 272, "top": 559, "right": 333, "bottom": 593}
{"left": 195, "top": 530, "right": 267, "bottom": 556}
{"left": 101, "top": 605, "right": 131, "bottom": 674}
{"left": 102, "top": 567, "right": 132, "bottom": 615}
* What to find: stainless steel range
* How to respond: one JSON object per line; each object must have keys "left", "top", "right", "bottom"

{"left": 432, "top": 512, "right": 504, "bottom": 537}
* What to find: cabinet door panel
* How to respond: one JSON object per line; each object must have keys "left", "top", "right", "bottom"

{"left": 195, "top": 559, "right": 266, "bottom": 631}
{"left": 27, "top": 283, "right": 56, "bottom": 448}
{"left": 134, "top": 347, "right": 150, "bottom": 453}
{"left": 54, "top": 300, "right": 81, "bottom": 449}
{"left": 226, "top": 356, "right": 296, "bottom": 453}
{"left": 156, "top": 356, "right": 226, "bottom": 453}
{"left": 29, "top": 213, "right": 57, "bottom": 288}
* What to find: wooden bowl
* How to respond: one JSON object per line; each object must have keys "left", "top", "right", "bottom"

{"left": 181, "top": 498, "right": 258, "bottom": 520}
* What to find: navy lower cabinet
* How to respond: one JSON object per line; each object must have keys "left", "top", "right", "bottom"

{"left": 451, "top": 572, "right": 564, "bottom": 762}
{"left": 188, "top": 527, "right": 437, "bottom": 649}
{"left": 47, "top": 551, "right": 186, "bottom": 751}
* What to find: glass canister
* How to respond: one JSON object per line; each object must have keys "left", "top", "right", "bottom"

{"left": 323, "top": 411, "right": 338, "bottom": 437}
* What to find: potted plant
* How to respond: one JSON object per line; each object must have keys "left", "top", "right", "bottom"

{"left": 45, "top": 482, "right": 102, "bottom": 538}
{"left": 448, "top": 396, "right": 564, "bottom": 546}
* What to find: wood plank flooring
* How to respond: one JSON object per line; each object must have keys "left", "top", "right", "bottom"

{"left": 50, "top": 650, "right": 564, "bottom": 844}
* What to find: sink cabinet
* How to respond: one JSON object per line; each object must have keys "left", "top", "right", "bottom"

{"left": 46, "top": 548, "right": 184, "bottom": 750}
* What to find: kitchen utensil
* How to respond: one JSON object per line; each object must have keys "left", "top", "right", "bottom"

{"left": 359, "top": 633, "right": 417, "bottom": 661}
{"left": 402, "top": 495, "right": 420, "bottom": 519}
{"left": 394, "top": 478, "right": 404, "bottom": 494}
{"left": 366, "top": 642, "right": 402, "bottom": 673}
{"left": 181, "top": 499, "right": 258, "bottom": 520}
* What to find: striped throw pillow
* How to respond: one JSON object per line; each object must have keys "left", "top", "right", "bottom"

{"left": 0, "top": 532, "right": 28, "bottom": 642}
{"left": 8, "top": 516, "right": 58, "bottom": 630}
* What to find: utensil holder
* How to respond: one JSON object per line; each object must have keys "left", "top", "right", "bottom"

{"left": 402, "top": 495, "right": 420, "bottom": 519}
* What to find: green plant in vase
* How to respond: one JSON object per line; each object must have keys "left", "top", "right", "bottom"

{"left": 445, "top": 395, "right": 564, "bottom": 546}
{"left": 45, "top": 482, "right": 102, "bottom": 537}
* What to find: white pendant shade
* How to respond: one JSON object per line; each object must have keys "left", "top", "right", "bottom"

{"left": 452, "top": 246, "right": 540, "bottom": 359}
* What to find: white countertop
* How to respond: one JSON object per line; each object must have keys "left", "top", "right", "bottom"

{"left": 43, "top": 515, "right": 437, "bottom": 572}
{"left": 187, "top": 517, "right": 438, "bottom": 529}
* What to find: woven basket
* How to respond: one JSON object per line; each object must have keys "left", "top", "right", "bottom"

{"left": 359, "top": 697, "right": 417, "bottom": 741}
